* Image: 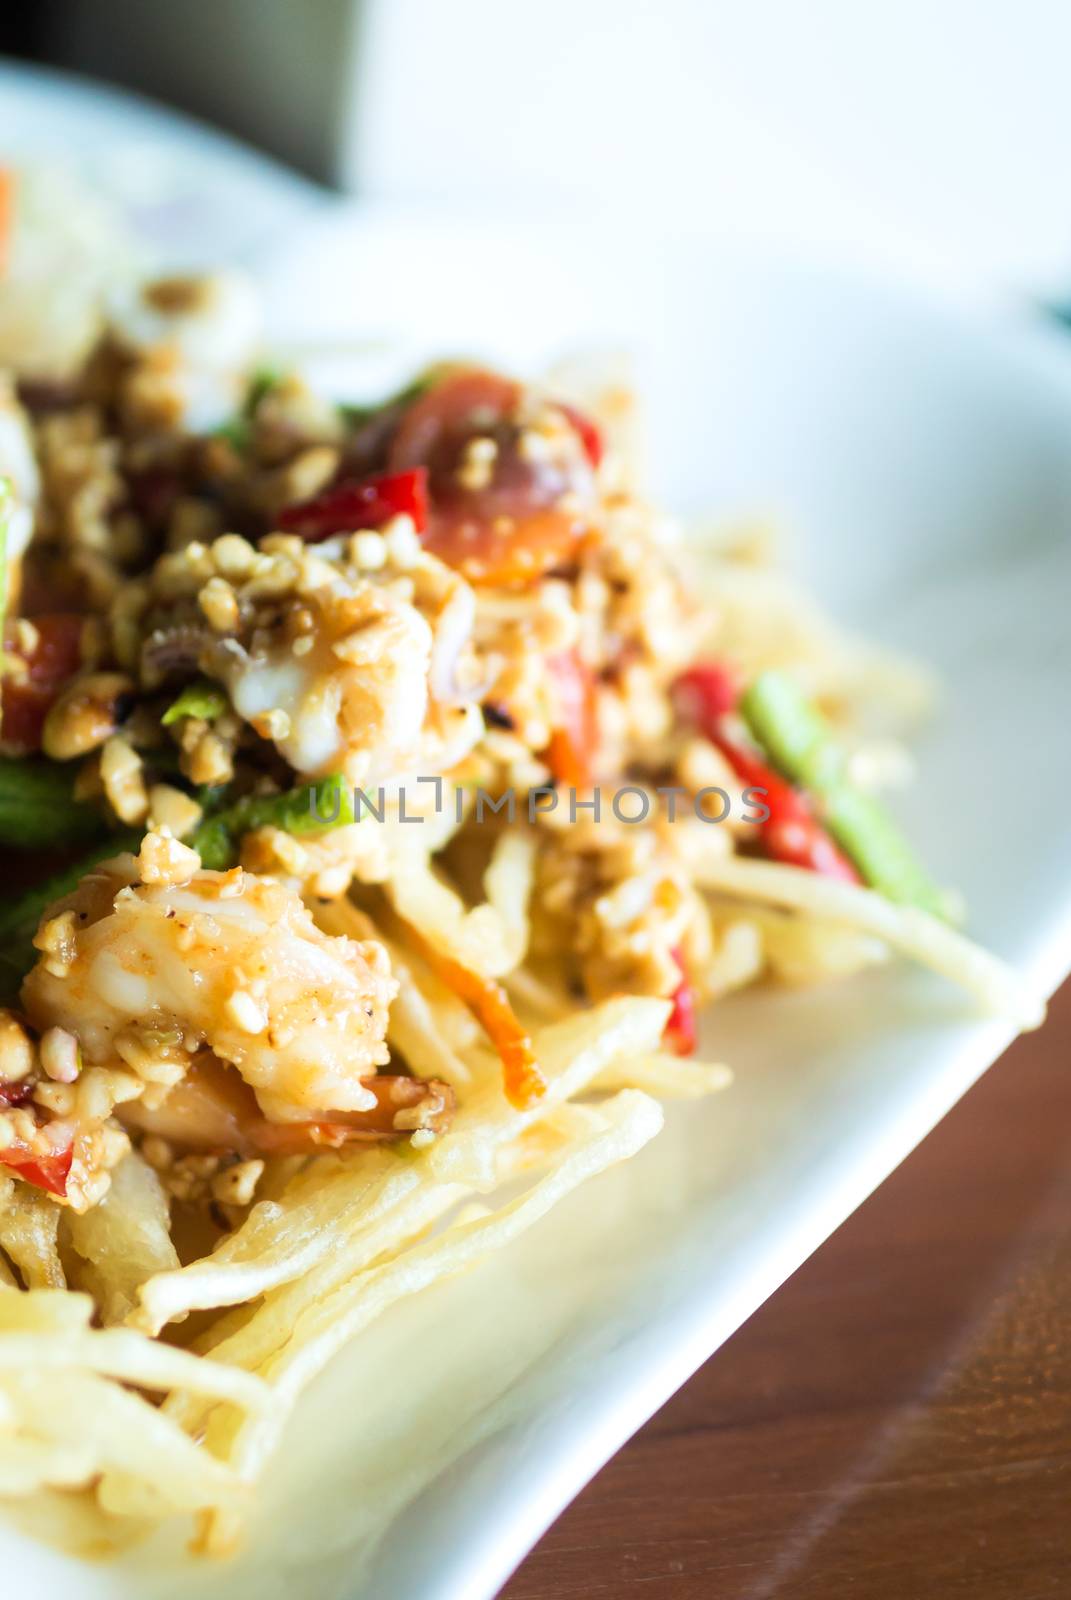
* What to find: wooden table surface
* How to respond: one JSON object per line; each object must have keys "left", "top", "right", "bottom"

{"left": 501, "top": 979, "right": 1071, "bottom": 1600}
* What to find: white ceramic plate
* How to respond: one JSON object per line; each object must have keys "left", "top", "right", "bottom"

{"left": 0, "top": 56, "right": 322, "bottom": 265}
{"left": 3, "top": 82, "right": 1071, "bottom": 1600}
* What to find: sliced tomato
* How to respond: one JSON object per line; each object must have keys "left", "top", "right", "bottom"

{"left": 1, "top": 678, "right": 58, "bottom": 751}
{"left": 388, "top": 368, "right": 595, "bottom": 585}
{"left": 420, "top": 504, "right": 589, "bottom": 588}
{"left": 390, "top": 369, "right": 519, "bottom": 474}
{"left": 9, "top": 612, "right": 85, "bottom": 683}
{"left": 543, "top": 649, "right": 597, "bottom": 789}
{"left": 1, "top": 613, "right": 85, "bottom": 752}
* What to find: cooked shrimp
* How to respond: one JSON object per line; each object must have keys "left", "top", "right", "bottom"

{"left": 22, "top": 833, "right": 399, "bottom": 1125}
{"left": 0, "top": 374, "right": 40, "bottom": 571}
{"left": 106, "top": 271, "right": 260, "bottom": 433}
{"left": 120, "top": 1054, "right": 454, "bottom": 1156}
{"left": 107, "top": 271, "right": 260, "bottom": 373}
{"left": 135, "top": 518, "right": 485, "bottom": 792}
{"left": 209, "top": 567, "right": 483, "bottom": 787}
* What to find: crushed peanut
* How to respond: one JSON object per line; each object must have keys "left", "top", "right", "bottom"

{"left": 33, "top": 911, "right": 80, "bottom": 978}
{"left": 382, "top": 514, "right": 422, "bottom": 569}
{"left": 136, "top": 827, "right": 201, "bottom": 887}
{"left": 100, "top": 734, "right": 149, "bottom": 824}
{"left": 39, "top": 1027, "right": 80, "bottom": 1084}
{"left": 41, "top": 671, "right": 134, "bottom": 761}
{"left": 349, "top": 530, "right": 388, "bottom": 570}
{"left": 210, "top": 1158, "right": 264, "bottom": 1207}
{"left": 147, "top": 782, "right": 203, "bottom": 838}
{"left": 224, "top": 990, "right": 267, "bottom": 1036}
{"left": 198, "top": 574, "right": 241, "bottom": 632}
{"left": 0, "top": 1011, "right": 35, "bottom": 1084}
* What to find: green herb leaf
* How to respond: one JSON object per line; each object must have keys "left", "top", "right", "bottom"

{"left": 212, "top": 416, "right": 251, "bottom": 451}
{"left": 0, "top": 830, "right": 141, "bottom": 1002}
{"left": 212, "top": 365, "right": 287, "bottom": 451}
{"left": 161, "top": 679, "right": 229, "bottom": 727}
{"left": 339, "top": 367, "right": 443, "bottom": 428}
{"left": 246, "top": 364, "right": 283, "bottom": 411}
{"left": 189, "top": 773, "right": 355, "bottom": 870}
{"left": 0, "top": 755, "right": 108, "bottom": 848}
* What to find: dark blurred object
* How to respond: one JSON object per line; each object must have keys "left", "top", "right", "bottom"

{"left": 2, "top": 0, "right": 356, "bottom": 185}
{"left": 0, "top": 8, "right": 48, "bottom": 56}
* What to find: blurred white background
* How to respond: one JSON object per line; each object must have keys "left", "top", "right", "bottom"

{"left": 11, "top": 0, "right": 1071, "bottom": 296}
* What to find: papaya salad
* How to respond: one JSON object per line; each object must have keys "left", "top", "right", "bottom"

{"left": 0, "top": 260, "right": 1041, "bottom": 1548}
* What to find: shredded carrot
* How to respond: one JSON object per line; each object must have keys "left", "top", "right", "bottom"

{"left": 413, "top": 931, "right": 546, "bottom": 1108}
{"left": 542, "top": 649, "right": 597, "bottom": 789}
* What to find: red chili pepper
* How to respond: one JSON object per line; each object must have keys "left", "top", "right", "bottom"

{"left": 672, "top": 662, "right": 740, "bottom": 726}
{"left": 0, "top": 1138, "right": 73, "bottom": 1198}
{"left": 556, "top": 401, "right": 604, "bottom": 470}
{"left": 663, "top": 948, "right": 698, "bottom": 1056}
{"left": 1, "top": 612, "right": 85, "bottom": 752}
{"left": 714, "top": 730, "right": 860, "bottom": 882}
{"left": 278, "top": 468, "right": 429, "bottom": 541}
{"left": 672, "top": 660, "right": 859, "bottom": 882}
